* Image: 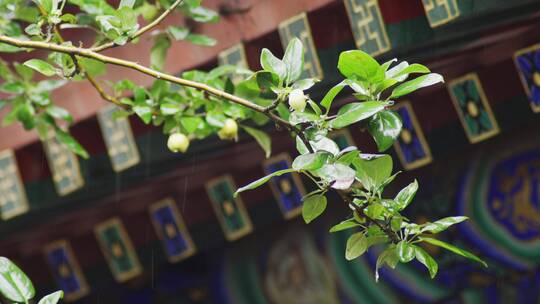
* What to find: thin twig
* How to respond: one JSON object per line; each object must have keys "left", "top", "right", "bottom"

{"left": 337, "top": 190, "right": 399, "bottom": 243}
{"left": 0, "top": 35, "right": 278, "bottom": 115}
{"left": 91, "top": 0, "right": 185, "bottom": 52}
{"left": 36, "top": 4, "right": 125, "bottom": 108}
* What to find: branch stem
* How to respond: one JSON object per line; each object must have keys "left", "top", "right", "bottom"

{"left": 91, "top": 0, "right": 185, "bottom": 52}
{"left": 36, "top": 4, "right": 125, "bottom": 108}
{"left": 0, "top": 35, "right": 291, "bottom": 126}
{"left": 337, "top": 190, "right": 399, "bottom": 243}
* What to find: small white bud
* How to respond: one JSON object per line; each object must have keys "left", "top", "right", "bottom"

{"left": 167, "top": 133, "right": 190, "bottom": 153}
{"left": 288, "top": 89, "right": 307, "bottom": 112}
{"left": 218, "top": 118, "right": 238, "bottom": 140}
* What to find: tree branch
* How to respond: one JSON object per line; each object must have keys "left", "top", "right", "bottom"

{"left": 91, "top": 0, "right": 185, "bottom": 52}
{"left": 337, "top": 190, "right": 399, "bottom": 244}
{"left": 36, "top": 4, "right": 126, "bottom": 109}
{"left": 0, "top": 34, "right": 291, "bottom": 126}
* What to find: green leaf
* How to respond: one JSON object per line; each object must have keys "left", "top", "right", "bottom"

{"left": 150, "top": 34, "right": 171, "bottom": 71}
{"left": 296, "top": 136, "right": 340, "bottom": 156}
{"left": 206, "top": 65, "right": 252, "bottom": 81}
{"left": 381, "top": 58, "right": 397, "bottom": 73}
{"left": 390, "top": 73, "right": 444, "bottom": 99}
{"left": 78, "top": 58, "right": 106, "bottom": 77}
{"left": 337, "top": 50, "right": 382, "bottom": 82}
{"left": 14, "top": 63, "right": 35, "bottom": 81}
{"left": 420, "top": 237, "right": 487, "bottom": 267}
{"left": 46, "top": 105, "right": 73, "bottom": 123}
{"left": 180, "top": 116, "right": 203, "bottom": 133}
{"left": 38, "top": 291, "right": 64, "bottom": 304}
{"left": 160, "top": 103, "right": 181, "bottom": 115}
{"left": 0, "top": 82, "right": 25, "bottom": 94}
{"left": 330, "top": 218, "right": 361, "bottom": 232}
{"left": 186, "top": 6, "right": 219, "bottom": 23}
{"left": 23, "top": 59, "right": 57, "bottom": 77}
{"left": 0, "top": 257, "right": 35, "bottom": 303}
{"left": 282, "top": 38, "right": 304, "bottom": 84}
{"left": 367, "top": 110, "right": 402, "bottom": 152}
{"left": 0, "top": 59, "right": 13, "bottom": 81}
{"left": 185, "top": 0, "right": 202, "bottom": 8}
{"left": 119, "top": 0, "right": 135, "bottom": 9}
{"left": 15, "top": 6, "right": 39, "bottom": 23}
{"left": 235, "top": 168, "right": 295, "bottom": 196}
{"left": 365, "top": 203, "right": 384, "bottom": 220}
{"left": 329, "top": 101, "right": 386, "bottom": 129}
{"left": 414, "top": 246, "right": 438, "bottom": 278}
{"left": 394, "top": 180, "right": 418, "bottom": 211}
{"left": 0, "top": 43, "right": 24, "bottom": 53}
{"left": 55, "top": 128, "right": 89, "bottom": 159}
{"left": 337, "top": 148, "right": 360, "bottom": 165}
{"left": 292, "top": 78, "right": 319, "bottom": 90}
{"left": 133, "top": 105, "right": 153, "bottom": 124}
{"left": 292, "top": 151, "right": 329, "bottom": 171}
{"left": 25, "top": 23, "right": 41, "bottom": 36}
{"left": 390, "top": 63, "right": 430, "bottom": 80}
{"left": 186, "top": 34, "right": 217, "bottom": 46}
{"left": 111, "top": 109, "right": 131, "bottom": 120}
{"left": 375, "top": 245, "right": 398, "bottom": 281}
{"left": 352, "top": 154, "right": 393, "bottom": 191}
{"left": 397, "top": 241, "right": 415, "bottom": 263}
{"left": 302, "top": 194, "right": 327, "bottom": 223}
{"left": 260, "top": 48, "right": 286, "bottom": 81}
{"left": 346, "top": 232, "right": 367, "bottom": 260}
{"left": 385, "top": 61, "right": 409, "bottom": 81}
{"left": 390, "top": 216, "right": 402, "bottom": 232}
{"left": 34, "top": 0, "right": 53, "bottom": 14}
{"left": 35, "top": 80, "right": 67, "bottom": 92}
{"left": 320, "top": 80, "right": 346, "bottom": 112}
{"left": 315, "top": 163, "right": 356, "bottom": 190}
{"left": 242, "top": 126, "right": 271, "bottom": 158}
{"left": 167, "top": 26, "right": 190, "bottom": 40}
{"left": 17, "top": 103, "right": 36, "bottom": 130}
{"left": 421, "top": 216, "right": 468, "bottom": 234}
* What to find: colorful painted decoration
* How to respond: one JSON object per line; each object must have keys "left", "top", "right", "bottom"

{"left": 421, "top": 0, "right": 460, "bottom": 27}
{"left": 514, "top": 43, "right": 540, "bottom": 113}
{"left": 218, "top": 43, "right": 248, "bottom": 68}
{"left": 393, "top": 101, "right": 432, "bottom": 170}
{"left": 149, "top": 198, "right": 196, "bottom": 263}
{"left": 43, "top": 240, "right": 89, "bottom": 302}
{"left": 264, "top": 231, "right": 338, "bottom": 303}
{"left": 329, "top": 129, "right": 356, "bottom": 150}
{"left": 42, "top": 132, "right": 84, "bottom": 196}
{"left": 205, "top": 175, "right": 253, "bottom": 241}
{"left": 343, "top": 0, "right": 391, "bottom": 56}
{"left": 97, "top": 105, "right": 140, "bottom": 172}
{"left": 447, "top": 73, "right": 499, "bottom": 143}
{"left": 278, "top": 13, "right": 324, "bottom": 80}
{"left": 0, "top": 150, "right": 29, "bottom": 220}
{"left": 94, "top": 217, "right": 142, "bottom": 282}
{"left": 263, "top": 153, "right": 306, "bottom": 219}
{"left": 457, "top": 145, "right": 540, "bottom": 269}
{"left": 218, "top": 43, "right": 249, "bottom": 84}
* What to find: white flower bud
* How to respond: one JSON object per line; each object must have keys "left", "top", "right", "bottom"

{"left": 218, "top": 118, "right": 238, "bottom": 140}
{"left": 167, "top": 133, "right": 190, "bottom": 153}
{"left": 288, "top": 89, "right": 307, "bottom": 112}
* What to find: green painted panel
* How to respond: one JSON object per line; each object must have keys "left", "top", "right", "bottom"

{"left": 0, "top": 150, "right": 28, "bottom": 220}
{"left": 343, "top": 0, "right": 391, "bottom": 56}
{"left": 278, "top": 13, "right": 324, "bottom": 80}
{"left": 94, "top": 218, "right": 142, "bottom": 282}
{"left": 97, "top": 105, "right": 140, "bottom": 172}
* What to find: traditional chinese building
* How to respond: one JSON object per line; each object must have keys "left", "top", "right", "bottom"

{"left": 2, "top": 0, "right": 540, "bottom": 303}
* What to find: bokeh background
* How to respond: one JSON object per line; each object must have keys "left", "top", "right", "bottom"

{"left": 2, "top": 0, "right": 540, "bottom": 303}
